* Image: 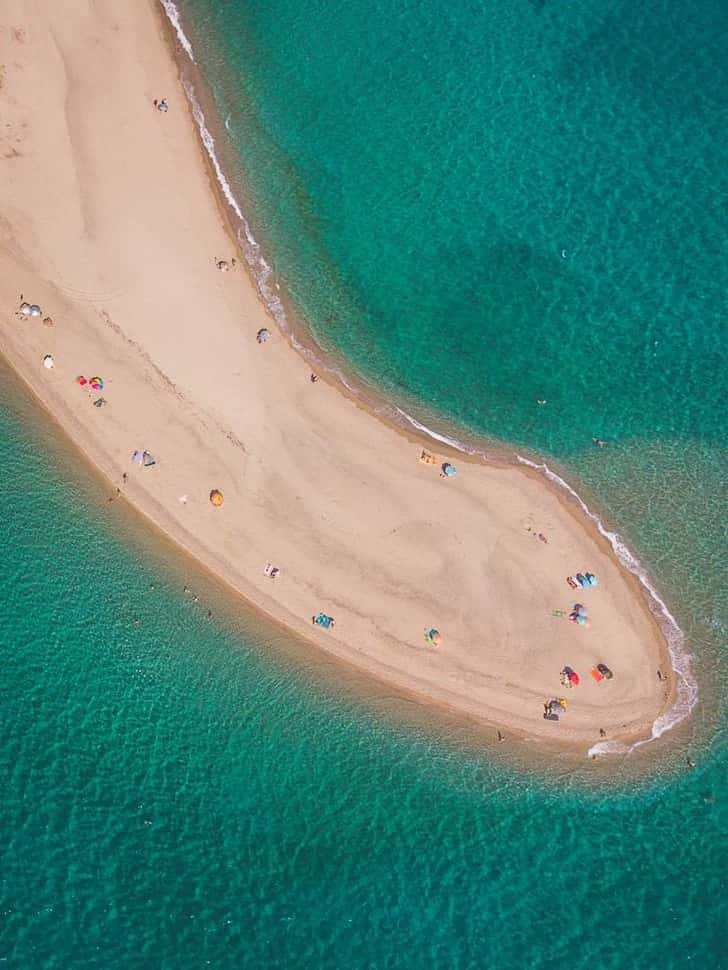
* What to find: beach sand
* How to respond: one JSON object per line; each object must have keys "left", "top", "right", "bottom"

{"left": 0, "top": 1, "right": 673, "bottom": 750}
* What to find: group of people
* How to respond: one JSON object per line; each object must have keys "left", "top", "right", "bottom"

{"left": 543, "top": 698, "right": 568, "bottom": 721}
{"left": 566, "top": 571, "right": 598, "bottom": 590}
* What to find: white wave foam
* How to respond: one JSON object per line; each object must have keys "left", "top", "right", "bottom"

{"left": 182, "top": 78, "right": 244, "bottom": 220}
{"left": 159, "top": 0, "right": 195, "bottom": 62}
{"left": 394, "top": 407, "right": 479, "bottom": 454}
{"left": 234, "top": 230, "right": 287, "bottom": 325}
{"left": 514, "top": 455, "right": 697, "bottom": 756}
{"left": 176, "top": 72, "right": 289, "bottom": 326}
{"left": 160, "top": 0, "right": 286, "bottom": 324}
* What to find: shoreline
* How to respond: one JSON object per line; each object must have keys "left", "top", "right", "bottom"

{"left": 0, "top": 0, "right": 686, "bottom": 756}
{"left": 156, "top": 0, "right": 694, "bottom": 753}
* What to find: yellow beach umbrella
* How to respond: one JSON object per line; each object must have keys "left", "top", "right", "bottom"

{"left": 209, "top": 489, "right": 224, "bottom": 507}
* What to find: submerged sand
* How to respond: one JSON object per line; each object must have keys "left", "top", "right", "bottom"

{"left": 0, "top": 1, "right": 672, "bottom": 749}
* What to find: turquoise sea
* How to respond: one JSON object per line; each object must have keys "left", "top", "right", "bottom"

{"left": 2, "top": 0, "right": 727, "bottom": 965}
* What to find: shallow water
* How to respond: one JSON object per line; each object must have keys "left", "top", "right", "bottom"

{"left": 0, "top": 367, "right": 725, "bottom": 968}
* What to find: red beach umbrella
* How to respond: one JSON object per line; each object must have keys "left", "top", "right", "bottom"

{"left": 569, "top": 671, "right": 580, "bottom": 685}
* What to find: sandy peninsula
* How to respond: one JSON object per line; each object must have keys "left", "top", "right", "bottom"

{"left": 0, "top": 0, "right": 672, "bottom": 749}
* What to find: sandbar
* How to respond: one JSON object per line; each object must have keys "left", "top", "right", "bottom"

{"left": 0, "top": 1, "right": 673, "bottom": 750}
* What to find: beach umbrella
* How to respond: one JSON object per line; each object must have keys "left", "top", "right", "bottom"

{"left": 19, "top": 302, "right": 32, "bottom": 315}
{"left": 427, "top": 628, "right": 442, "bottom": 645}
{"left": 556, "top": 698, "right": 568, "bottom": 709}
{"left": 90, "top": 376, "right": 104, "bottom": 390}
{"left": 43, "top": 354, "right": 55, "bottom": 369}
{"left": 256, "top": 328, "right": 270, "bottom": 344}
{"left": 568, "top": 671, "right": 580, "bottom": 685}
{"left": 575, "top": 615, "right": 587, "bottom": 626}
{"left": 442, "top": 463, "right": 457, "bottom": 477}
{"left": 209, "top": 489, "right": 224, "bottom": 507}
{"left": 30, "top": 305, "right": 42, "bottom": 317}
